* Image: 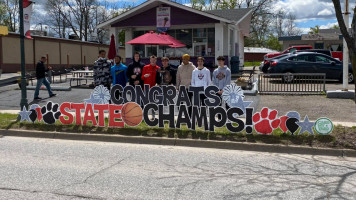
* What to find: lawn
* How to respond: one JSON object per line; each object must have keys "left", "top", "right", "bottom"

{"left": 1, "top": 113, "right": 356, "bottom": 150}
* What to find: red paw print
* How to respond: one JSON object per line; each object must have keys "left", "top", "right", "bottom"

{"left": 253, "top": 108, "right": 281, "bottom": 134}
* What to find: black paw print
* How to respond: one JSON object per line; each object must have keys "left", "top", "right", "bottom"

{"left": 41, "top": 102, "right": 61, "bottom": 124}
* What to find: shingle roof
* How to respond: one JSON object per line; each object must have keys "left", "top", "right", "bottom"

{"left": 205, "top": 8, "right": 252, "bottom": 22}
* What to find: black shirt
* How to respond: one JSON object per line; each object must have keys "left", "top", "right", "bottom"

{"left": 36, "top": 61, "right": 48, "bottom": 79}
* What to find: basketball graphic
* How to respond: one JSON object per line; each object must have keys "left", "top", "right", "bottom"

{"left": 121, "top": 102, "right": 143, "bottom": 127}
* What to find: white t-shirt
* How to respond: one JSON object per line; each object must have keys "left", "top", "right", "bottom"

{"left": 191, "top": 67, "right": 212, "bottom": 90}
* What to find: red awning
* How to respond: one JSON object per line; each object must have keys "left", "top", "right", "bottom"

{"left": 126, "top": 31, "right": 173, "bottom": 45}
{"left": 107, "top": 34, "right": 117, "bottom": 60}
{"left": 159, "top": 32, "right": 186, "bottom": 48}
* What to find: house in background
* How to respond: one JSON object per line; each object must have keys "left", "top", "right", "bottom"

{"left": 97, "top": 0, "right": 252, "bottom": 68}
{"left": 279, "top": 29, "right": 344, "bottom": 52}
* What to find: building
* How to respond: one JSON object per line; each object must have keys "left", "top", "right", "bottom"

{"left": 244, "top": 47, "right": 278, "bottom": 62}
{"left": 97, "top": 0, "right": 252, "bottom": 68}
{"left": 279, "top": 29, "right": 344, "bottom": 51}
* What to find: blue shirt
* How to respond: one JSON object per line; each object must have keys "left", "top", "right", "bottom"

{"left": 111, "top": 63, "right": 128, "bottom": 88}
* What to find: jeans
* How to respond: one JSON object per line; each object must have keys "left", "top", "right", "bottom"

{"left": 34, "top": 78, "right": 53, "bottom": 98}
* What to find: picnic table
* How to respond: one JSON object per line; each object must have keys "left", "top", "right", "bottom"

{"left": 235, "top": 66, "right": 256, "bottom": 89}
{"left": 70, "top": 70, "right": 94, "bottom": 86}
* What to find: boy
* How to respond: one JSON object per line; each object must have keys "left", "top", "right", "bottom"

{"left": 93, "top": 50, "right": 112, "bottom": 90}
{"left": 127, "top": 51, "right": 144, "bottom": 88}
{"left": 111, "top": 55, "right": 128, "bottom": 88}
{"left": 156, "top": 57, "right": 176, "bottom": 86}
{"left": 191, "top": 57, "right": 211, "bottom": 106}
{"left": 212, "top": 56, "right": 231, "bottom": 109}
{"left": 141, "top": 55, "right": 159, "bottom": 88}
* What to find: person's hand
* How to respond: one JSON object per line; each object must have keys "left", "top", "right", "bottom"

{"left": 134, "top": 80, "right": 140, "bottom": 85}
{"left": 131, "top": 75, "right": 137, "bottom": 79}
{"left": 48, "top": 66, "right": 52, "bottom": 70}
{"left": 218, "top": 90, "right": 223, "bottom": 95}
{"left": 144, "top": 74, "right": 150, "bottom": 78}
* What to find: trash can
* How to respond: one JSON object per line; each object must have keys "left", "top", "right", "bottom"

{"left": 230, "top": 56, "right": 240, "bottom": 74}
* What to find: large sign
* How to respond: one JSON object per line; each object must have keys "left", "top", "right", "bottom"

{"left": 157, "top": 7, "right": 170, "bottom": 33}
{"left": 18, "top": 84, "right": 333, "bottom": 135}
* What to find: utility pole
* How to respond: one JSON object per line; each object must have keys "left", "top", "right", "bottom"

{"left": 342, "top": 0, "right": 349, "bottom": 91}
{"left": 19, "top": 0, "right": 28, "bottom": 110}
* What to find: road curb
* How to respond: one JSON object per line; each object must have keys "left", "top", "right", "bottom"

{"left": 1, "top": 129, "right": 356, "bottom": 157}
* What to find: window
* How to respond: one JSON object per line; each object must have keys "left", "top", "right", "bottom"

{"left": 289, "top": 55, "right": 313, "bottom": 62}
{"left": 288, "top": 48, "right": 297, "bottom": 53}
{"left": 315, "top": 55, "right": 332, "bottom": 63}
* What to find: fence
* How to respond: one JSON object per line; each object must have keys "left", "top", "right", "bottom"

{"left": 258, "top": 73, "right": 326, "bottom": 95}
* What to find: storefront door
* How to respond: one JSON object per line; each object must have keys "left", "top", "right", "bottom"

{"left": 193, "top": 42, "right": 207, "bottom": 57}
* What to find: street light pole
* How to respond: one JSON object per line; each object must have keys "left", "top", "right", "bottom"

{"left": 342, "top": 0, "right": 349, "bottom": 91}
{"left": 19, "top": 0, "right": 28, "bottom": 110}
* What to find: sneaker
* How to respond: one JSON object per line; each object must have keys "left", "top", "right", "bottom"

{"left": 34, "top": 97, "right": 42, "bottom": 100}
{"left": 50, "top": 94, "right": 57, "bottom": 98}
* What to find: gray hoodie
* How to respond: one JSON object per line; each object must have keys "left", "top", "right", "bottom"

{"left": 212, "top": 65, "right": 231, "bottom": 90}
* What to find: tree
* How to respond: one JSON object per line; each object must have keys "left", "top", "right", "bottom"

{"left": 308, "top": 25, "right": 320, "bottom": 34}
{"left": 0, "top": 2, "right": 8, "bottom": 25}
{"left": 284, "top": 14, "right": 301, "bottom": 36}
{"left": 2, "top": 0, "right": 18, "bottom": 32}
{"left": 265, "top": 34, "right": 282, "bottom": 51}
{"left": 332, "top": 0, "right": 356, "bottom": 102}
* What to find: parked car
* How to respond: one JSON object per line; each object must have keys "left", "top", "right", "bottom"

{"left": 297, "top": 49, "right": 332, "bottom": 57}
{"left": 259, "top": 53, "right": 292, "bottom": 73}
{"left": 264, "top": 45, "right": 313, "bottom": 59}
{"left": 266, "top": 52, "right": 354, "bottom": 83}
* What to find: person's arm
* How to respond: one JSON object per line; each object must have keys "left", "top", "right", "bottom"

{"left": 191, "top": 70, "right": 195, "bottom": 86}
{"left": 126, "top": 65, "right": 131, "bottom": 80}
{"left": 141, "top": 67, "right": 146, "bottom": 81}
{"left": 111, "top": 66, "right": 116, "bottom": 85}
{"left": 226, "top": 69, "right": 231, "bottom": 87}
{"left": 176, "top": 67, "right": 181, "bottom": 89}
{"left": 212, "top": 70, "right": 217, "bottom": 87}
{"left": 155, "top": 69, "right": 161, "bottom": 85}
{"left": 171, "top": 69, "right": 177, "bottom": 85}
{"left": 207, "top": 70, "right": 212, "bottom": 86}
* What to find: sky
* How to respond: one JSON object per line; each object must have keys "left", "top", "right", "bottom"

{"left": 31, "top": 0, "right": 355, "bottom": 34}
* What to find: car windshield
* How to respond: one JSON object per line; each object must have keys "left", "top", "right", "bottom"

{"left": 269, "top": 53, "right": 290, "bottom": 60}
{"left": 315, "top": 55, "right": 333, "bottom": 63}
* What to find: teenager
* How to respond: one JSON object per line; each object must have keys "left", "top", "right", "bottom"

{"left": 141, "top": 55, "right": 159, "bottom": 88}
{"left": 212, "top": 56, "right": 231, "bottom": 110}
{"left": 176, "top": 54, "right": 196, "bottom": 116}
{"left": 34, "top": 56, "right": 56, "bottom": 100}
{"left": 93, "top": 50, "right": 112, "bottom": 90}
{"left": 191, "top": 57, "right": 211, "bottom": 106}
{"left": 111, "top": 56, "right": 128, "bottom": 88}
{"left": 155, "top": 57, "right": 176, "bottom": 86}
{"left": 127, "top": 51, "right": 144, "bottom": 88}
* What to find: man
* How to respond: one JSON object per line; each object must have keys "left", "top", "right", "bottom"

{"left": 212, "top": 56, "right": 231, "bottom": 109}
{"left": 176, "top": 54, "right": 196, "bottom": 116}
{"left": 111, "top": 55, "right": 128, "bottom": 88}
{"left": 34, "top": 56, "right": 56, "bottom": 100}
{"left": 127, "top": 51, "right": 144, "bottom": 88}
{"left": 141, "top": 55, "right": 159, "bottom": 88}
{"left": 156, "top": 57, "right": 176, "bottom": 86}
{"left": 93, "top": 50, "right": 112, "bottom": 91}
{"left": 191, "top": 57, "right": 211, "bottom": 106}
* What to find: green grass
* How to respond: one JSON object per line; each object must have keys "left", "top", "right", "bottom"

{"left": 244, "top": 61, "right": 261, "bottom": 67}
{"left": 1, "top": 113, "right": 355, "bottom": 150}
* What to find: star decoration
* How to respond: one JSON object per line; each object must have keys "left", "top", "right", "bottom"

{"left": 84, "top": 94, "right": 102, "bottom": 105}
{"left": 233, "top": 95, "right": 252, "bottom": 114}
{"left": 296, "top": 115, "right": 315, "bottom": 135}
{"left": 18, "top": 106, "right": 31, "bottom": 122}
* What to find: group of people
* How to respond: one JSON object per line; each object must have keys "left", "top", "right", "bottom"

{"left": 33, "top": 49, "right": 232, "bottom": 109}
{"left": 93, "top": 50, "right": 231, "bottom": 108}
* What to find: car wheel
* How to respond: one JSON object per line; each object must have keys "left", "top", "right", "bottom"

{"left": 282, "top": 72, "right": 294, "bottom": 83}
{"left": 349, "top": 72, "right": 354, "bottom": 83}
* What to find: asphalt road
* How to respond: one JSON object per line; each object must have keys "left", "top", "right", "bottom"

{"left": 0, "top": 136, "right": 356, "bottom": 199}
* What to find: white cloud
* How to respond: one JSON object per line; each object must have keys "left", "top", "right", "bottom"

{"left": 317, "top": 8, "right": 332, "bottom": 16}
{"left": 273, "top": 0, "right": 335, "bottom": 20}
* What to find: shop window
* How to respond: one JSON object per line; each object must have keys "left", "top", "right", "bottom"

{"left": 207, "top": 28, "right": 215, "bottom": 56}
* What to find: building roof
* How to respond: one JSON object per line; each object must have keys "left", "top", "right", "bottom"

{"left": 244, "top": 47, "right": 278, "bottom": 54}
{"left": 97, "top": 0, "right": 253, "bottom": 29}
{"left": 205, "top": 8, "right": 252, "bottom": 22}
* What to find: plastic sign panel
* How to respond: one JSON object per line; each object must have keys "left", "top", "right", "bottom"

{"left": 157, "top": 7, "right": 170, "bottom": 32}
{"left": 19, "top": 84, "right": 333, "bottom": 135}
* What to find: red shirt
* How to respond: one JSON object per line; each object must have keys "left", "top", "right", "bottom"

{"left": 141, "top": 64, "right": 159, "bottom": 88}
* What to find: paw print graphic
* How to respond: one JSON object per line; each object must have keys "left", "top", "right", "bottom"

{"left": 253, "top": 107, "right": 280, "bottom": 134}
{"left": 41, "top": 102, "right": 61, "bottom": 124}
